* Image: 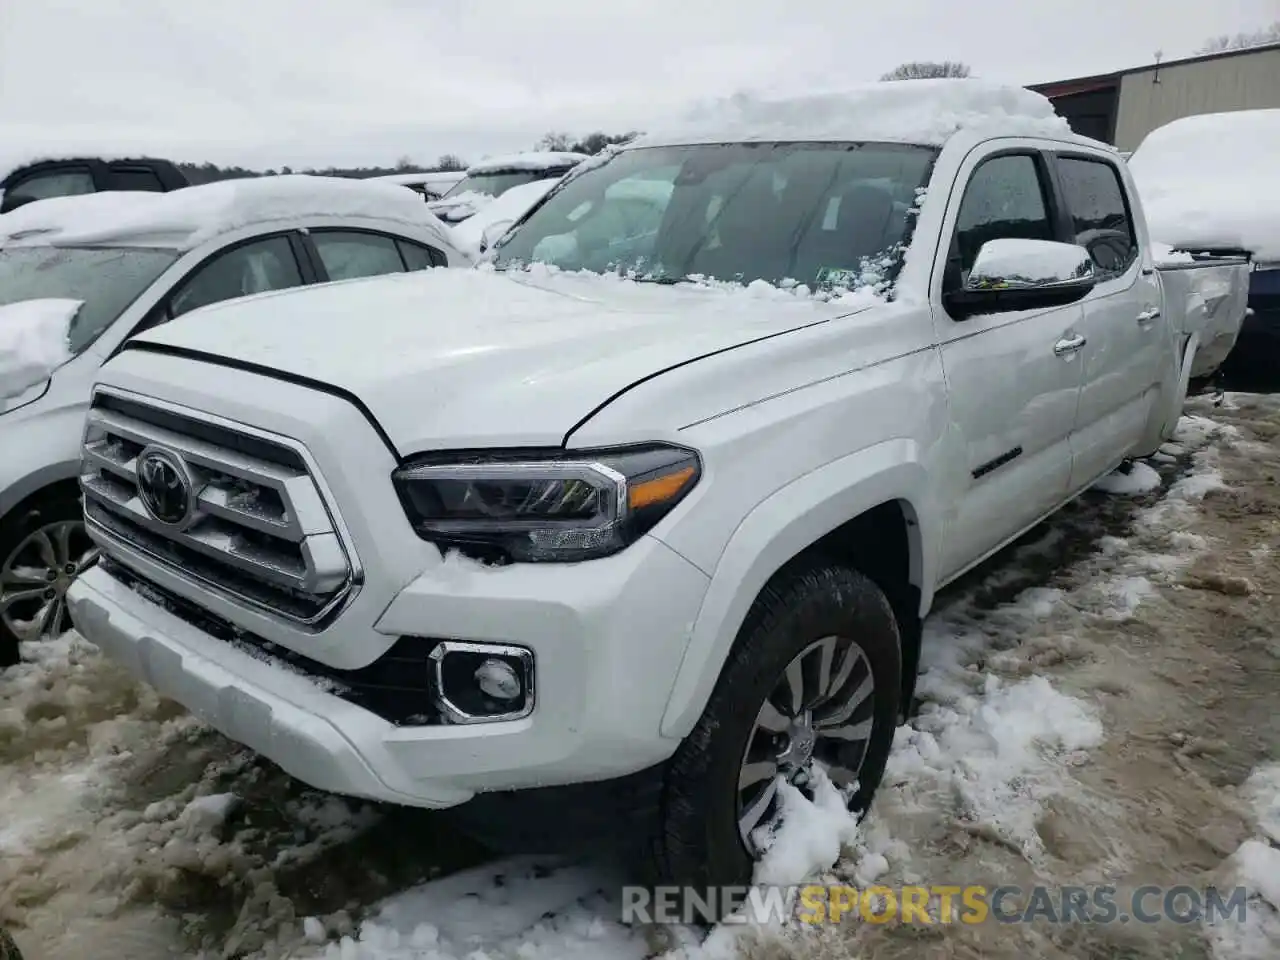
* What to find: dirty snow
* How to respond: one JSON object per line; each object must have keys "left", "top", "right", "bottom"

{"left": 3, "top": 396, "right": 1278, "bottom": 960}
{"left": 0, "top": 297, "right": 79, "bottom": 398}
{"left": 0, "top": 175, "right": 455, "bottom": 252}
{"left": 1128, "top": 109, "right": 1280, "bottom": 260}
{"left": 1092, "top": 460, "right": 1163, "bottom": 494}
{"left": 449, "top": 178, "right": 559, "bottom": 258}
{"left": 636, "top": 79, "right": 1074, "bottom": 149}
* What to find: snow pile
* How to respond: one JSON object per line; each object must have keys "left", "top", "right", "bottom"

{"left": 1092, "top": 460, "right": 1163, "bottom": 494}
{"left": 637, "top": 79, "right": 1074, "bottom": 148}
{"left": 0, "top": 175, "right": 453, "bottom": 252}
{"left": 1152, "top": 240, "right": 1195, "bottom": 266}
{"left": 1128, "top": 109, "right": 1280, "bottom": 261}
{"left": 427, "top": 190, "right": 497, "bottom": 223}
{"left": 0, "top": 298, "right": 79, "bottom": 398}
{"left": 1206, "top": 764, "right": 1280, "bottom": 960}
{"left": 450, "top": 178, "right": 558, "bottom": 258}
{"left": 465, "top": 152, "right": 589, "bottom": 175}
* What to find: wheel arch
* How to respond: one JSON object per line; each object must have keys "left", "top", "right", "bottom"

{"left": 658, "top": 439, "right": 935, "bottom": 739}
{"left": 0, "top": 464, "right": 82, "bottom": 529}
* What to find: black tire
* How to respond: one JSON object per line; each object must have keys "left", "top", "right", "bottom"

{"left": 0, "top": 493, "right": 85, "bottom": 668}
{"left": 642, "top": 563, "right": 902, "bottom": 896}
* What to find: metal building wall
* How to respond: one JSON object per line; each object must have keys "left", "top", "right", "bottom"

{"left": 1114, "top": 46, "right": 1280, "bottom": 151}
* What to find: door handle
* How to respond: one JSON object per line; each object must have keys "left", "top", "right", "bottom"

{"left": 1137, "top": 307, "right": 1161, "bottom": 324}
{"left": 1053, "top": 334, "right": 1087, "bottom": 356}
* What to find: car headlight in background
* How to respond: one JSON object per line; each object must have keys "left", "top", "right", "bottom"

{"left": 392, "top": 443, "right": 701, "bottom": 562}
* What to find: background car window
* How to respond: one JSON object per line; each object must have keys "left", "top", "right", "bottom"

{"left": 110, "top": 168, "right": 165, "bottom": 192}
{"left": 1055, "top": 157, "right": 1137, "bottom": 275}
{"left": 396, "top": 239, "right": 444, "bottom": 271}
{"left": 951, "top": 154, "right": 1055, "bottom": 282}
{"left": 311, "top": 231, "right": 406, "bottom": 281}
{"left": 8, "top": 169, "right": 96, "bottom": 204}
{"left": 169, "top": 235, "right": 302, "bottom": 318}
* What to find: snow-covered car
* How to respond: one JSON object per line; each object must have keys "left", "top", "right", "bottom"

{"left": 66, "top": 79, "right": 1249, "bottom": 898}
{"left": 0, "top": 175, "right": 463, "bottom": 665}
{"left": 374, "top": 171, "right": 466, "bottom": 202}
{"left": 1, "top": 156, "right": 188, "bottom": 214}
{"left": 448, "top": 178, "right": 560, "bottom": 258}
{"left": 427, "top": 152, "right": 587, "bottom": 224}
{"left": 1128, "top": 110, "right": 1276, "bottom": 378}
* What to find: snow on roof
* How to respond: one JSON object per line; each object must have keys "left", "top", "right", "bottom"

{"left": 633, "top": 79, "right": 1075, "bottom": 148}
{"left": 1128, "top": 109, "right": 1280, "bottom": 261}
{"left": 465, "top": 151, "right": 589, "bottom": 175}
{"left": 0, "top": 174, "right": 452, "bottom": 251}
{"left": 376, "top": 171, "right": 465, "bottom": 187}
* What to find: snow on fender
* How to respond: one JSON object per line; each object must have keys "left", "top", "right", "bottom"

{"left": 0, "top": 298, "right": 80, "bottom": 400}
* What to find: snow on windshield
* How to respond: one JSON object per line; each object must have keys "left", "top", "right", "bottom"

{"left": 1128, "top": 109, "right": 1280, "bottom": 261}
{"left": 636, "top": 79, "right": 1073, "bottom": 148}
{"left": 449, "top": 178, "right": 560, "bottom": 258}
{"left": 0, "top": 298, "right": 80, "bottom": 399}
{"left": 0, "top": 175, "right": 451, "bottom": 251}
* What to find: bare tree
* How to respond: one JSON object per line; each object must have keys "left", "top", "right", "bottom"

{"left": 536, "top": 131, "right": 574, "bottom": 151}
{"left": 395, "top": 154, "right": 415, "bottom": 172}
{"left": 1197, "top": 20, "right": 1280, "bottom": 53}
{"left": 436, "top": 153, "right": 467, "bottom": 171}
{"left": 880, "top": 60, "right": 972, "bottom": 81}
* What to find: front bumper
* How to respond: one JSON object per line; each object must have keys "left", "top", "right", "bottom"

{"left": 68, "top": 529, "right": 711, "bottom": 808}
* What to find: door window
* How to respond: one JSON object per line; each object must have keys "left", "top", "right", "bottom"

{"left": 311, "top": 230, "right": 407, "bottom": 281}
{"left": 6, "top": 169, "right": 96, "bottom": 205}
{"left": 169, "top": 235, "right": 303, "bottom": 318}
{"left": 948, "top": 154, "right": 1056, "bottom": 290}
{"left": 111, "top": 167, "right": 166, "bottom": 192}
{"left": 1055, "top": 157, "right": 1137, "bottom": 275}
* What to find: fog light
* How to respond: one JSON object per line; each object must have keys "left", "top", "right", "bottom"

{"left": 429, "top": 640, "right": 535, "bottom": 724}
{"left": 475, "top": 658, "right": 521, "bottom": 700}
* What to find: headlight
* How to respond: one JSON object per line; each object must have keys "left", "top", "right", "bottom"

{"left": 392, "top": 444, "right": 701, "bottom": 562}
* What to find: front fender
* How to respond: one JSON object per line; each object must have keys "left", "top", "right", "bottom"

{"left": 658, "top": 439, "right": 934, "bottom": 739}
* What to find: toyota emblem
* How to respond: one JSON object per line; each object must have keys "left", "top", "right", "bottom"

{"left": 136, "top": 447, "right": 194, "bottom": 526}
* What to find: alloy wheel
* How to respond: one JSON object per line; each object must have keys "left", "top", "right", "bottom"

{"left": 0, "top": 520, "right": 98, "bottom": 643}
{"left": 736, "top": 635, "right": 876, "bottom": 852}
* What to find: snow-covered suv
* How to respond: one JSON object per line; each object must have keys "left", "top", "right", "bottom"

{"left": 66, "top": 80, "right": 1248, "bottom": 891}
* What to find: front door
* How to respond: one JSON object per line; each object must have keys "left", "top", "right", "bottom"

{"left": 932, "top": 149, "right": 1087, "bottom": 581}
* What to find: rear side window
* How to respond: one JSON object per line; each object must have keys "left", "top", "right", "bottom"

{"left": 1055, "top": 157, "right": 1137, "bottom": 275}
{"left": 111, "top": 167, "right": 165, "bottom": 192}
{"left": 950, "top": 154, "right": 1055, "bottom": 282}
{"left": 397, "top": 239, "right": 445, "bottom": 270}
{"left": 311, "top": 231, "right": 406, "bottom": 281}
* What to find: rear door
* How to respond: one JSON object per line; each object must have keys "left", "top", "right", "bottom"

{"left": 1049, "top": 152, "right": 1164, "bottom": 489}
{"left": 931, "top": 146, "right": 1088, "bottom": 580}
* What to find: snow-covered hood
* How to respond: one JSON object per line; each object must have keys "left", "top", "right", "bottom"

{"left": 126, "top": 267, "right": 854, "bottom": 453}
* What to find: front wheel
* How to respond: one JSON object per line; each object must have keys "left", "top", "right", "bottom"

{"left": 0, "top": 496, "right": 97, "bottom": 667}
{"left": 645, "top": 564, "right": 902, "bottom": 894}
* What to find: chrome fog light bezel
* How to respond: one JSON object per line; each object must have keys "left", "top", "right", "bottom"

{"left": 428, "top": 640, "right": 536, "bottom": 724}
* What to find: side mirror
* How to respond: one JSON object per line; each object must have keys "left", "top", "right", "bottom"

{"left": 945, "top": 239, "right": 1097, "bottom": 318}
{"left": 479, "top": 218, "right": 515, "bottom": 254}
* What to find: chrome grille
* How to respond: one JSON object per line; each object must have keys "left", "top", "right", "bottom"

{"left": 79, "top": 389, "right": 356, "bottom": 625}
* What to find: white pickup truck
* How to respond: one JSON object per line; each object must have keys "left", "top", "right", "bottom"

{"left": 65, "top": 81, "right": 1248, "bottom": 892}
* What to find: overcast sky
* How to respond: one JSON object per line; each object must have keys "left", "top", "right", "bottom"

{"left": 1, "top": 0, "right": 1276, "bottom": 169}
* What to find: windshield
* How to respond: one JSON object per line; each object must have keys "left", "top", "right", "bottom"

{"left": 442, "top": 169, "right": 561, "bottom": 200}
{"left": 0, "top": 246, "right": 179, "bottom": 356}
{"left": 491, "top": 143, "right": 937, "bottom": 293}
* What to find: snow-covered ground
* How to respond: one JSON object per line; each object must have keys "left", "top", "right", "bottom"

{"left": 3, "top": 395, "right": 1278, "bottom": 960}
